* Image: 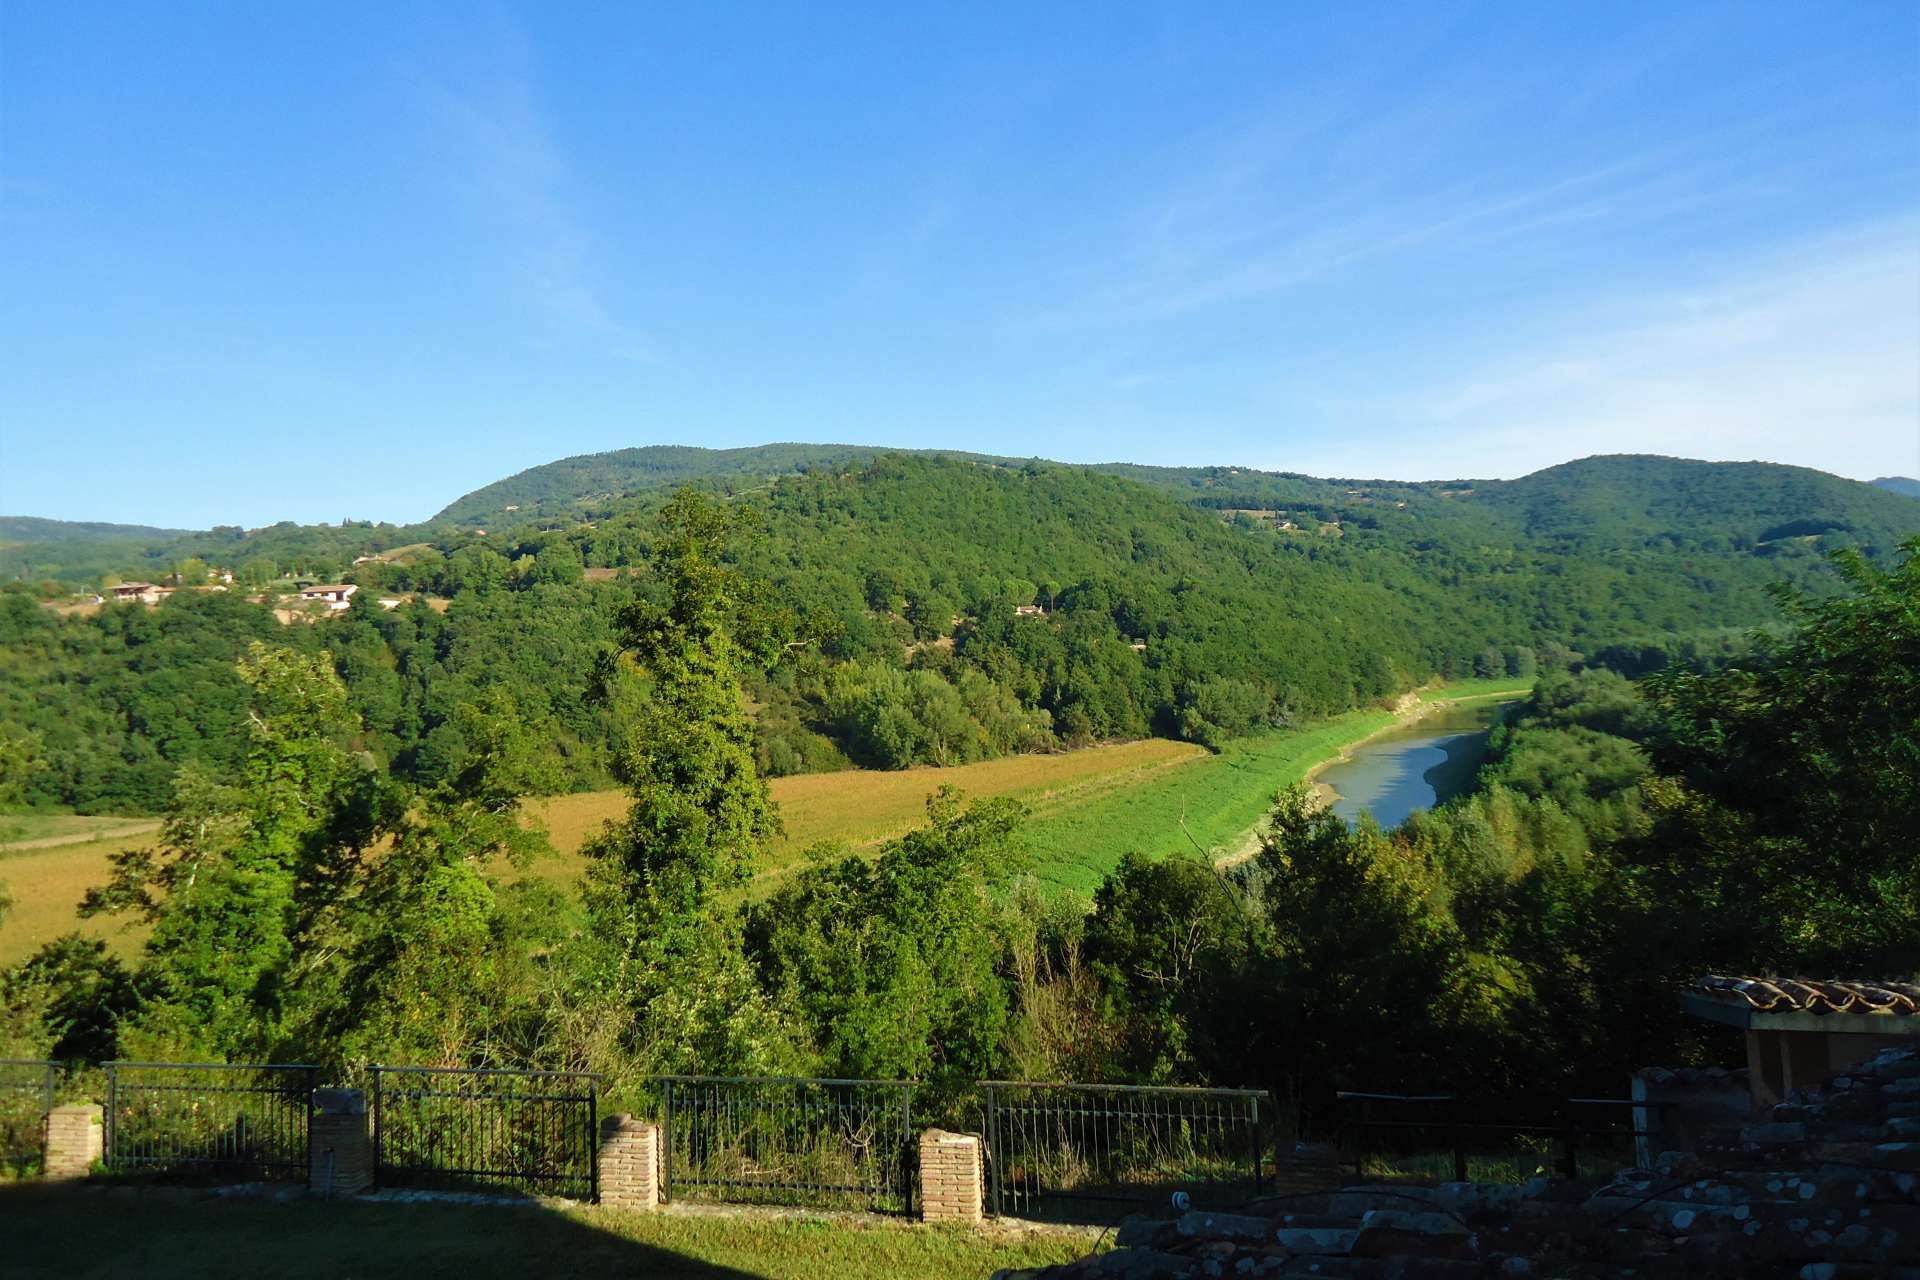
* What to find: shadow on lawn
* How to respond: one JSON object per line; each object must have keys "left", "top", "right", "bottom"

{"left": 0, "top": 1180, "right": 768, "bottom": 1280}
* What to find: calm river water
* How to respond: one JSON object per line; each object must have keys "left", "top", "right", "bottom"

{"left": 1319, "top": 698, "right": 1515, "bottom": 828}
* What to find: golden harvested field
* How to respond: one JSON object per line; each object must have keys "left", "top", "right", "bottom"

{"left": 0, "top": 836, "right": 149, "bottom": 965}
{"left": 0, "top": 739, "right": 1206, "bottom": 962}
{"left": 521, "top": 737, "right": 1207, "bottom": 893}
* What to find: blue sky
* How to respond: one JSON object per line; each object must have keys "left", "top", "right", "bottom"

{"left": 3, "top": 2, "right": 1916, "bottom": 528}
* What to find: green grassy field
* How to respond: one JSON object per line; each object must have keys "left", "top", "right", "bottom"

{"left": 0, "top": 1185, "right": 1093, "bottom": 1280}
{"left": 1023, "top": 678, "right": 1532, "bottom": 895}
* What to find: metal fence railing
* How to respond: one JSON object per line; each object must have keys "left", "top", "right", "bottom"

{"left": 981, "top": 1081, "right": 1268, "bottom": 1221}
{"left": 371, "top": 1066, "right": 599, "bottom": 1200}
{"left": 1, "top": 1059, "right": 58, "bottom": 1172}
{"left": 1337, "top": 1090, "right": 1669, "bottom": 1184}
{"left": 105, "top": 1061, "right": 317, "bottom": 1180}
{"left": 652, "top": 1074, "right": 917, "bottom": 1213}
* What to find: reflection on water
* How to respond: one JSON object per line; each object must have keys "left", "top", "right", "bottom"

{"left": 1320, "top": 699, "right": 1513, "bottom": 829}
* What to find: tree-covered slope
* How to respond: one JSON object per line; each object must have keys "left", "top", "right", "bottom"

{"left": 7, "top": 449, "right": 1915, "bottom": 814}
{"left": 1471, "top": 455, "right": 1920, "bottom": 555}
{"left": 433, "top": 442, "right": 1022, "bottom": 528}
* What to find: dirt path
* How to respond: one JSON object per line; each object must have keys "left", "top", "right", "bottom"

{"left": 0, "top": 820, "right": 160, "bottom": 854}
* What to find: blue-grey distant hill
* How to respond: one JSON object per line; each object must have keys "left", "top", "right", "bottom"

{"left": 0, "top": 516, "right": 188, "bottom": 544}
{"left": 1872, "top": 476, "right": 1920, "bottom": 499}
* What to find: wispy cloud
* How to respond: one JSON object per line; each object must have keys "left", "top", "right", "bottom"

{"left": 1022, "top": 15, "right": 1823, "bottom": 334}
{"left": 407, "top": 7, "right": 658, "bottom": 362}
{"left": 1311, "top": 216, "right": 1920, "bottom": 481}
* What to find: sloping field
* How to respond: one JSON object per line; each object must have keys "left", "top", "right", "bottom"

{"left": 522, "top": 737, "right": 1209, "bottom": 894}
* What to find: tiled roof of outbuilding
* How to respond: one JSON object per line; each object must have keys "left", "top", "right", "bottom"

{"left": 1692, "top": 975, "right": 1920, "bottom": 1016}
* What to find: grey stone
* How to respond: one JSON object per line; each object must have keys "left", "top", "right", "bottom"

{"left": 1355, "top": 1210, "right": 1467, "bottom": 1237}
{"left": 1274, "top": 1227, "right": 1360, "bottom": 1255}
{"left": 1177, "top": 1211, "right": 1279, "bottom": 1245}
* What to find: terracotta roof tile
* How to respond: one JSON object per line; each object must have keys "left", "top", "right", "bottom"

{"left": 1693, "top": 974, "right": 1920, "bottom": 1016}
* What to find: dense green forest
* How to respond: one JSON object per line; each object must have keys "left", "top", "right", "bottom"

{"left": 2, "top": 486, "right": 1911, "bottom": 1124}
{"left": 2, "top": 452, "right": 1913, "bottom": 814}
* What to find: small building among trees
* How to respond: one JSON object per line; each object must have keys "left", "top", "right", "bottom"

{"left": 297, "top": 583, "right": 358, "bottom": 611}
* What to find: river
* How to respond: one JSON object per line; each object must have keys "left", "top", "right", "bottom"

{"left": 1317, "top": 698, "right": 1514, "bottom": 829}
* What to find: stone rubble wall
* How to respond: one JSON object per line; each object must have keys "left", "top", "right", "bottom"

{"left": 993, "top": 1044, "right": 1920, "bottom": 1280}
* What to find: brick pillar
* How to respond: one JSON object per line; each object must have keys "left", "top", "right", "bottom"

{"left": 919, "top": 1128, "right": 984, "bottom": 1223}
{"left": 598, "top": 1114, "right": 660, "bottom": 1210}
{"left": 44, "top": 1104, "right": 103, "bottom": 1179}
{"left": 309, "top": 1088, "right": 373, "bottom": 1196}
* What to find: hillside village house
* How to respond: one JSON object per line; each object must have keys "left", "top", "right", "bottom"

{"left": 110, "top": 582, "right": 168, "bottom": 604}
{"left": 1013, "top": 603, "right": 1046, "bottom": 617}
{"left": 297, "top": 583, "right": 358, "bottom": 611}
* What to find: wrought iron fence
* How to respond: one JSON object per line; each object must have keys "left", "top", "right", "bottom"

{"left": 651, "top": 1074, "right": 917, "bottom": 1213}
{"left": 371, "top": 1065, "right": 599, "bottom": 1200}
{"left": 1, "top": 1059, "right": 57, "bottom": 1172}
{"left": 1337, "top": 1090, "right": 1667, "bottom": 1184}
{"left": 105, "top": 1061, "right": 317, "bottom": 1180}
{"left": 982, "top": 1081, "right": 1268, "bottom": 1221}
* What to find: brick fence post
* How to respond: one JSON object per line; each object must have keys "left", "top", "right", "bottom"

{"left": 598, "top": 1113, "right": 661, "bottom": 1210}
{"left": 309, "top": 1088, "right": 373, "bottom": 1196}
{"left": 44, "top": 1104, "right": 103, "bottom": 1179}
{"left": 919, "top": 1128, "right": 984, "bottom": 1223}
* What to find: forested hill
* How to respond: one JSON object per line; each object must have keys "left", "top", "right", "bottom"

{"left": 1473, "top": 455, "right": 1920, "bottom": 552}
{"left": 1875, "top": 476, "right": 1920, "bottom": 499}
{"left": 433, "top": 443, "right": 1917, "bottom": 557}
{"left": 5, "top": 449, "right": 1916, "bottom": 814}
{"left": 432, "top": 442, "right": 1022, "bottom": 528}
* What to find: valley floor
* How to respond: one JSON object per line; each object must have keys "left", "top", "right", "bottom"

{"left": 0, "top": 678, "right": 1532, "bottom": 964}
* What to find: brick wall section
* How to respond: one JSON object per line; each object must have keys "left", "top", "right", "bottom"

{"left": 44, "top": 1103, "right": 102, "bottom": 1179}
{"left": 309, "top": 1087, "right": 373, "bottom": 1196}
{"left": 597, "top": 1114, "right": 660, "bottom": 1210}
{"left": 919, "top": 1128, "right": 984, "bottom": 1223}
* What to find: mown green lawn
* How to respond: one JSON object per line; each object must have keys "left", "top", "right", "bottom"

{"left": 0, "top": 1184, "right": 1092, "bottom": 1280}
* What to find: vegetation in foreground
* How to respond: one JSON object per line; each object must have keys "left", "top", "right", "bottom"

{"left": 0, "top": 1183, "right": 1089, "bottom": 1280}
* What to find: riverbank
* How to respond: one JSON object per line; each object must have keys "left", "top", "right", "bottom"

{"left": 1022, "top": 678, "right": 1533, "bottom": 891}
{"left": 1304, "top": 682, "right": 1527, "bottom": 809}
{"left": 1213, "top": 679, "right": 1530, "bottom": 867}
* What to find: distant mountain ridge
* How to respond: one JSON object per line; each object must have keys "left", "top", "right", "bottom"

{"left": 432, "top": 445, "right": 1919, "bottom": 557}
{"left": 7, "top": 448, "right": 1915, "bottom": 587}
{"left": 0, "top": 516, "right": 188, "bottom": 545}
{"left": 1872, "top": 476, "right": 1920, "bottom": 499}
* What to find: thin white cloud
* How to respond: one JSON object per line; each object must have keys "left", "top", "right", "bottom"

{"left": 408, "top": 7, "right": 658, "bottom": 362}
{"left": 1299, "top": 217, "right": 1920, "bottom": 482}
